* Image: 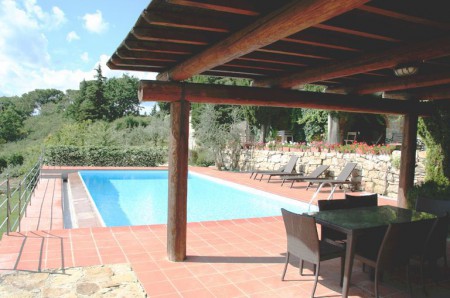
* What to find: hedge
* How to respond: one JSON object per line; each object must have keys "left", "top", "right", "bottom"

{"left": 44, "top": 146, "right": 167, "bottom": 167}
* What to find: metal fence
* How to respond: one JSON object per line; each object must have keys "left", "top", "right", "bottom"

{"left": 0, "top": 159, "right": 42, "bottom": 237}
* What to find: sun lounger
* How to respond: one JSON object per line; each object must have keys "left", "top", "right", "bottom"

{"left": 250, "top": 156, "right": 299, "bottom": 181}
{"left": 280, "top": 165, "right": 330, "bottom": 188}
{"left": 307, "top": 163, "right": 358, "bottom": 207}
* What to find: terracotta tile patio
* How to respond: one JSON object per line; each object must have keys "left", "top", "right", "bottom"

{"left": 1, "top": 167, "right": 449, "bottom": 297}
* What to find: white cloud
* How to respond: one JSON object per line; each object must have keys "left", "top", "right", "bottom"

{"left": 0, "top": 0, "right": 51, "bottom": 70}
{"left": 80, "top": 52, "right": 89, "bottom": 62}
{"left": 0, "top": 1, "right": 156, "bottom": 97}
{"left": 83, "top": 10, "right": 108, "bottom": 34}
{"left": 66, "top": 31, "right": 80, "bottom": 42}
{"left": 21, "top": 0, "right": 66, "bottom": 29}
{"left": 0, "top": 52, "right": 157, "bottom": 96}
{"left": 51, "top": 6, "right": 66, "bottom": 28}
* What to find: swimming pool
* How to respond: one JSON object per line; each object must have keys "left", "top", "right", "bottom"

{"left": 79, "top": 170, "right": 314, "bottom": 226}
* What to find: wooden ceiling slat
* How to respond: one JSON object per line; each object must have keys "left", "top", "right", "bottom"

{"left": 156, "top": 0, "right": 369, "bottom": 81}
{"left": 107, "top": 62, "right": 164, "bottom": 72}
{"left": 116, "top": 48, "right": 179, "bottom": 62}
{"left": 242, "top": 51, "right": 315, "bottom": 66}
{"left": 139, "top": 80, "right": 432, "bottom": 116}
{"left": 321, "top": 9, "right": 445, "bottom": 43}
{"left": 124, "top": 38, "right": 199, "bottom": 55}
{"left": 202, "top": 70, "right": 262, "bottom": 79}
{"left": 290, "top": 28, "right": 395, "bottom": 52}
{"left": 110, "top": 56, "right": 170, "bottom": 68}
{"left": 205, "top": 67, "right": 268, "bottom": 77}
{"left": 358, "top": 4, "right": 450, "bottom": 30}
{"left": 237, "top": 56, "right": 307, "bottom": 68}
{"left": 257, "top": 48, "right": 331, "bottom": 61}
{"left": 327, "top": 71, "right": 450, "bottom": 95}
{"left": 282, "top": 37, "right": 360, "bottom": 52}
{"left": 142, "top": 10, "right": 230, "bottom": 33}
{"left": 165, "top": 0, "right": 260, "bottom": 16}
{"left": 254, "top": 35, "right": 450, "bottom": 88}
{"left": 222, "top": 63, "right": 285, "bottom": 72}
{"left": 132, "top": 27, "right": 222, "bottom": 45}
{"left": 314, "top": 24, "right": 400, "bottom": 42}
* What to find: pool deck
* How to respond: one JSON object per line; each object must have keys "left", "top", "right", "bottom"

{"left": 1, "top": 166, "right": 449, "bottom": 297}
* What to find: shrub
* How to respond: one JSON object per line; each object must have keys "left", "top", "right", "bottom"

{"left": 407, "top": 181, "right": 450, "bottom": 209}
{"left": 44, "top": 146, "right": 167, "bottom": 167}
{"left": 189, "top": 149, "right": 214, "bottom": 167}
{"left": 7, "top": 153, "right": 24, "bottom": 166}
{"left": 0, "top": 157, "right": 7, "bottom": 172}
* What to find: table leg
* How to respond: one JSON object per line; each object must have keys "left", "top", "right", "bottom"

{"left": 342, "top": 232, "right": 356, "bottom": 298}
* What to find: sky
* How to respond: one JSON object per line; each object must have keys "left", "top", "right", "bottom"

{"left": 0, "top": 0, "right": 157, "bottom": 110}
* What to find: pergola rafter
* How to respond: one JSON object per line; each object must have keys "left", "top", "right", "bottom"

{"left": 156, "top": 0, "right": 370, "bottom": 81}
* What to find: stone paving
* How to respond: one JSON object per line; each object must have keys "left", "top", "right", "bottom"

{"left": 0, "top": 263, "right": 146, "bottom": 297}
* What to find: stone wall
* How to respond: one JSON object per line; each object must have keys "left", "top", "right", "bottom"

{"left": 225, "top": 149, "right": 426, "bottom": 198}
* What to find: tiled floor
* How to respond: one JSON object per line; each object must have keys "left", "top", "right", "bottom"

{"left": 1, "top": 167, "right": 449, "bottom": 297}
{"left": 19, "top": 178, "right": 63, "bottom": 231}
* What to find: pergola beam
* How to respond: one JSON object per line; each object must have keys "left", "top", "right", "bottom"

{"left": 384, "top": 86, "right": 450, "bottom": 101}
{"left": 156, "top": 0, "right": 369, "bottom": 81}
{"left": 326, "top": 71, "right": 450, "bottom": 95}
{"left": 254, "top": 35, "right": 450, "bottom": 88}
{"left": 138, "top": 80, "right": 432, "bottom": 116}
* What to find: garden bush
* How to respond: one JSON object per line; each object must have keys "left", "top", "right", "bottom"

{"left": 407, "top": 181, "right": 450, "bottom": 209}
{"left": 0, "top": 157, "right": 7, "bottom": 172}
{"left": 189, "top": 149, "right": 214, "bottom": 167}
{"left": 7, "top": 153, "right": 24, "bottom": 166}
{"left": 45, "top": 146, "right": 167, "bottom": 167}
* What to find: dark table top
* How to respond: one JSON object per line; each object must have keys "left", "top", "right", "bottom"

{"left": 307, "top": 205, "right": 436, "bottom": 232}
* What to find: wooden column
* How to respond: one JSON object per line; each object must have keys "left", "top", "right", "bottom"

{"left": 397, "top": 112, "right": 418, "bottom": 208}
{"left": 167, "top": 98, "right": 190, "bottom": 261}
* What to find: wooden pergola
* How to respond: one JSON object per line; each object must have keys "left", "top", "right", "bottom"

{"left": 107, "top": 0, "right": 450, "bottom": 262}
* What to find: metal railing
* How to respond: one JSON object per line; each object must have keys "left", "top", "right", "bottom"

{"left": 0, "top": 159, "right": 42, "bottom": 237}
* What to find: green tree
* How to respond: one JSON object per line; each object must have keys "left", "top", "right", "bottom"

{"left": 194, "top": 104, "right": 243, "bottom": 170}
{"left": 67, "top": 65, "right": 108, "bottom": 121}
{"left": 297, "top": 109, "right": 328, "bottom": 142}
{"left": 418, "top": 101, "right": 450, "bottom": 184}
{"left": 243, "top": 106, "right": 292, "bottom": 143}
{"left": 21, "top": 89, "right": 64, "bottom": 113}
{"left": 104, "top": 74, "right": 140, "bottom": 119}
{"left": 0, "top": 106, "right": 25, "bottom": 142}
{"left": 187, "top": 75, "right": 251, "bottom": 129}
{"left": 67, "top": 68, "right": 141, "bottom": 122}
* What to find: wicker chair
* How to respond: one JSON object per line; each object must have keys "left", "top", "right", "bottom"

{"left": 318, "top": 194, "right": 378, "bottom": 247}
{"left": 281, "top": 208, "right": 345, "bottom": 297}
{"left": 355, "top": 220, "right": 434, "bottom": 298}
{"left": 317, "top": 199, "right": 348, "bottom": 247}
{"left": 345, "top": 193, "right": 378, "bottom": 208}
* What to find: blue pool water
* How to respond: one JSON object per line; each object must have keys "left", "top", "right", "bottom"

{"left": 79, "top": 170, "right": 314, "bottom": 227}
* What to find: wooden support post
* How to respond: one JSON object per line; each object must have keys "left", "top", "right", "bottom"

{"left": 167, "top": 98, "right": 190, "bottom": 261}
{"left": 397, "top": 112, "right": 418, "bottom": 208}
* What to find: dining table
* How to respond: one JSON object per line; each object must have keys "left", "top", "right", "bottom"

{"left": 307, "top": 205, "right": 436, "bottom": 298}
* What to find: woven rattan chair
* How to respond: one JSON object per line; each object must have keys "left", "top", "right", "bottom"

{"left": 355, "top": 220, "right": 434, "bottom": 298}
{"left": 420, "top": 214, "right": 449, "bottom": 287}
{"left": 345, "top": 193, "right": 378, "bottom": 208}
{"left": 317, "top": 199, "right": 348, "bottom": 247}
{"left": 281, "top": 208, "right": 345, "bottom": 297}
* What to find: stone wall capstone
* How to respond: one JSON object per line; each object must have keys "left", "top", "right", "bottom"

{"left": 224, "top": 149, "right": 426, "bottom": 199}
